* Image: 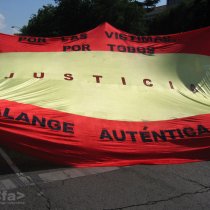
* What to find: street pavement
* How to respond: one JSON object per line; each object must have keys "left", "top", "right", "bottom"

{"left": 0, "top": 146, "right": 210, "bottom": 210}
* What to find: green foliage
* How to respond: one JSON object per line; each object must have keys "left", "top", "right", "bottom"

{"left": 20, "top": 0, "right": 210, "bottom": 37}
{"left": 148, "top": 0, "right": 210, "bottom": 35}
{"left": 21, "top": 0, "right": 159, "bottom": 36}
{"left": 21, "top": 4, "right": 59, "bottom": 36}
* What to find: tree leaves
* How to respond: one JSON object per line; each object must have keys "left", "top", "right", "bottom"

{"left": 21, "top": 0, "right": 159, "bottom": 36}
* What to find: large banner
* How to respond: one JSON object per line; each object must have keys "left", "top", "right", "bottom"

{"left": 0, "top": 23, "right": 210, "bottom": 167}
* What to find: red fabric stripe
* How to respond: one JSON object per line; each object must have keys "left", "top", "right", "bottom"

{"left": 1, "top": 23, "right": 210, "bottom": 56}
{"left": 1, "top": 99, "right": 210, "bottom": 167}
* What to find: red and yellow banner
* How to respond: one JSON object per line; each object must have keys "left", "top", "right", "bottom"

{"left": 0, "top": 23, "right": 210, "bottom": 167}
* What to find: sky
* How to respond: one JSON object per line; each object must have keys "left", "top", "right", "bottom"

{"left": 0, "top": 0, "right": 166, "bottom": 34}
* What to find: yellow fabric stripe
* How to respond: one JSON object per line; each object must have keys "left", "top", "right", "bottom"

{"left": 0, "top": 52, "right": 210, "bottom": 121}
